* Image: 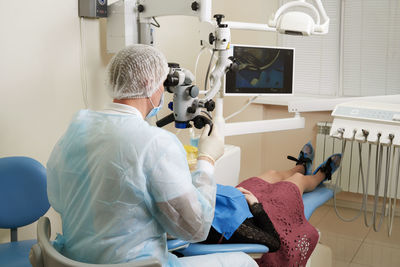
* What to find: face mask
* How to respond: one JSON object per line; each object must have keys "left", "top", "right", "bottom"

{"left": 146, "top": 93, "right": 164, "bottom": 119}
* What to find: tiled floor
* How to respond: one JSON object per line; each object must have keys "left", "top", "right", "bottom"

{"left": 309, "top": 204, "right": 400, "bottom": 267}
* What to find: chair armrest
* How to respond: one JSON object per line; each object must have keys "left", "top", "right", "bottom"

{"left": 35, "top": 217, "right": 162, "bottom": 267}
{"left": 176, "top": 243, "right": 269, "bottom": 256}
{"left": 167, "top": 239, "right": 190, "bottom": 252}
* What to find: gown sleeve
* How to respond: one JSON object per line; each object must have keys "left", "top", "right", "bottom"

{"left": 144, "top": 131, "right": 216, "bottom": 242}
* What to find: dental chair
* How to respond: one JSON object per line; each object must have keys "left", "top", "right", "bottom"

{"left": 167, "top": 185, "right": 334, "bottom": 257}
{"left": 29, "top": 217, "right": 162, "bottom": 267}
{"left": 0, "top": 156, "right": 51, "bottom": 267}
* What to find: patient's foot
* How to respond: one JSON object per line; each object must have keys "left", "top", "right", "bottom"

{"left": 287, "top": 141, "right": 314, "bottom": 175}
{"left": 313, "top": 153, "right": 342, "bottom": 182}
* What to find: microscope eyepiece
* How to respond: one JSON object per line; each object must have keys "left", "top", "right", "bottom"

{"left": 164, "top": 74, "right": 180, "bottom": 87}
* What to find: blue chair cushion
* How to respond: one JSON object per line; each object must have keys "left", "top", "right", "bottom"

{"left": 0, "top": 157, "right": 50, "bottom": 228}
{"left": 171, "top": 185, "right": 334, "bottom": 256}
{"left": 303, "top": 185, "right": 334, "bottom": 220}
{"left": 0, "top": 239, "right": 37, "bottom": 267}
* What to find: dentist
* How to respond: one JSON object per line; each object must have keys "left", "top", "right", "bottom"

{"left": 47, "top": 44, "right": 257, "bottom": 267}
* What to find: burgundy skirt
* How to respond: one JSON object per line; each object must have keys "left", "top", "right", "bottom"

{"left": 237, "top": 177, "right": 318, "bottom": 267}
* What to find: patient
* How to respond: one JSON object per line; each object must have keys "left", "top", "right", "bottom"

{"left": 202, "top": 142, "right": 342, "bottom": 267}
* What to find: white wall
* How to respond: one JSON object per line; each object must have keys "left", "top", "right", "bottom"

{"left": 0, "top": 0, "right": 278, "bottom": 242}
{"left": 0, "top": 1, "right": 111, "bottom": 242}
{"left": 261, "top": 106, "right": 333, "bottom": 173}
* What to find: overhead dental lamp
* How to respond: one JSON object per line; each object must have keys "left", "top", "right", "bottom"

{"left": 220, "top": 0, "right": 329, "bottom": 36}
{"left": 268, "top": 0, "right": 330, "bottom": 36}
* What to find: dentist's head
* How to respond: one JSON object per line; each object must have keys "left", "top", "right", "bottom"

{"left": 106, "top": 44, "right": 168, "bottom": 118}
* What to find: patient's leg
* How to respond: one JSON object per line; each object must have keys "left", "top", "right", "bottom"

{"left": 258, "top": 142, "right": 314, "bottom": 183}
{"left": 284, "top": 171, "right": 325, "bottom": 195}
{"left": 258, "top": 164, "right": 305, "bottom": 184}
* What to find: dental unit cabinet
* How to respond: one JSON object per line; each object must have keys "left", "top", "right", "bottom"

{"left": 330, "top": 99, "right": 400, "bottom": 235}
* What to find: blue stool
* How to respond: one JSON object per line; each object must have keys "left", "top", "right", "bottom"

{"left": 0, "top": 157, "right": 50, "bottom": 267}
{"left": 168, "top": 185, "right": 334, "bottom": 257}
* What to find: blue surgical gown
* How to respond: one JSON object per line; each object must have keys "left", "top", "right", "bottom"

{"left": 47, "top": 104, "right": 216, "bottom": 266}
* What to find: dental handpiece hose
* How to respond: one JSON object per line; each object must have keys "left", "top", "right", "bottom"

{"left": 360, "top": 129, "right": 374, "bottom": 227}
{"left": 373, "top": 134, "right": 394, "bottom": 232}
{"left": 372, "top": 134, "right": 384, "bottom": 231}
{"left": 388, "top": 147, "right": 400, "bottom": 235}
{"left": 333, "top": 130, "right": 364, "bottom": 222}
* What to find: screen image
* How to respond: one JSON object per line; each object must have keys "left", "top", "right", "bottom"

{"left": 225, "top": 45, "right": 294, "bottom": 95}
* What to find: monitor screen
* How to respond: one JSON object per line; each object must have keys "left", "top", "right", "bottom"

{"left": 225, "top": 45, "right": 294, "bottom": 95}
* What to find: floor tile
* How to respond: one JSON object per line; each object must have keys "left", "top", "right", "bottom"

{"left": 317, "top": 206, "right": 371, "bottom": 240}
{"left": 332, "top": 259, "right": 349, "bottom": 267}
{"left": 352, "top": 241, "right": 400, "bottom": 267}
{"left": 319, "top": 232, "right": 362, "bottom": 263}
{"left": 363, "top": 215, "right": 400, "bottom": 249}
{"left": 356, "top": 241, "right": 400, "bottom": 267}
{"left": 348, "top": 263, "right": 369, "bottom": 267}
{"left": 313, "top": 201, "right": 400, "bottom": 267}
{"left": 309, "top": 204, "right": 331, "bottom": 227}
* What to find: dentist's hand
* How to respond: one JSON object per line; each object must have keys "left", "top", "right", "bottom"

{"left": 198, "top": 124, "right": 224, "bottom": 165}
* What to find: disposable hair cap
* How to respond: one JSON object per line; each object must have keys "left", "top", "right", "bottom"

{"left": 106, "top": 44, "right": 169, "bottom": 99}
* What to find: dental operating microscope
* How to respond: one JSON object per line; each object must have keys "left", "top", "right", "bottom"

{"left": 156, "top": 62, "right": 220, "bottom": 131}
{"left": 106, "top": 0, "right": 330, "bottom": 136}
{"left": 156, "top": 14, "right": 241, "bottom": 133}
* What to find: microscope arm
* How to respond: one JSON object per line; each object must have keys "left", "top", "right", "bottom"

{"left": 204, "top": 50, "right": 232, "bottom": 102}
{"left": 138, "top": 0, "right": 212, "bottom": 22}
